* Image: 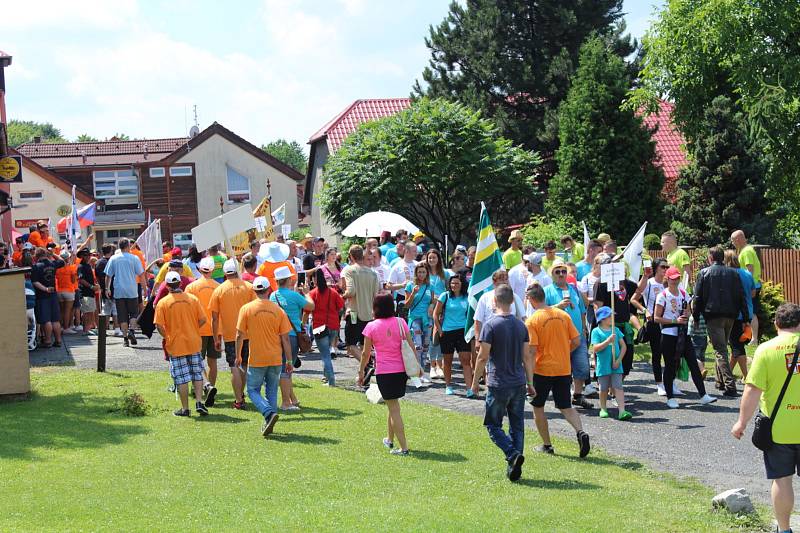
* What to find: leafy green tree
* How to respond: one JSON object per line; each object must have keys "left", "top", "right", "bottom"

{"left": 7, "top": 120, "right": 66, "bottom": 147}
{"left": 413, "top": 0, "right": 634, "bottom": 177}
{"left": 262, "top": 139, "right": 307, "bottom": 174}
{"left": 110, "top": 133, "right": 130, "bottom": 141}
{"left": 75, "top": 134, "right": 99, "bottom": 142}
{"left": 669, "top": 96, "right": 777, "bottom": 246}
{"left": 546, "top": 37, "right": 664, "bottom": 240}
{"left": 319, "top": 98, "right": 541, "bottom": 246}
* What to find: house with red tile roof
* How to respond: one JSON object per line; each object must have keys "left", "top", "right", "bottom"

{"left": 641, "top": 100, "right": 688, "bottom": 200}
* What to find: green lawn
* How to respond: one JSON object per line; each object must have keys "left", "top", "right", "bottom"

{"left": 0, "top": 369, "right": 767, "bottom": 532}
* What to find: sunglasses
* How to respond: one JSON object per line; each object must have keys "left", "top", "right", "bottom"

{"left": 658, "top": 265, "right": 668, "bottom": 270}
{"left": 553, "top": 269, "right": 567, "bottom": 275}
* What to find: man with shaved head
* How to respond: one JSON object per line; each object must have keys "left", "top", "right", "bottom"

{"left": 731, "top": 230, "right": 762, "bottom": 344}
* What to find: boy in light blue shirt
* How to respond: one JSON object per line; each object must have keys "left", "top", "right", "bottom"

{"left": 590, "top": 306, "right": 631, "bottom": 421}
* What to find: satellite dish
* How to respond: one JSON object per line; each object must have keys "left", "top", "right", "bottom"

{"left": 189, "top": 125, "right": 200, "bottom": 138}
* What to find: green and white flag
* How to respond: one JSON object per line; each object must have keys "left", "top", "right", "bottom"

{"left": 465, "top": 202, "right": 504, "bottom": 342}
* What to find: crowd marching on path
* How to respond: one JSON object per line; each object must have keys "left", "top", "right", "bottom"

{"left": 8, "top": 219, "right": 800, "bottom": 529}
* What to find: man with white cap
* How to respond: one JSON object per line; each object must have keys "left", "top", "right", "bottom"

{"left": 155, "top": 271, "right": 209, "bottom": 417}
{"left": 508, "top": 253, "right": 552, "bottom": 304}
{"left": 185, "top": 257, "right": 220, "bottom": 407}
{"left": 236, "top": 276, "right": 294, "bottom": 437}
{"left": 256, "top": 241, "right": 297, "bottom": 292}
{"left": 209, "top": 258, "right": 256, "bottom": 409}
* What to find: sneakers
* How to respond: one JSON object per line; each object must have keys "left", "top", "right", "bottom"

{"left": 63, "top": 327, "right": 77, "bottom": 335}
{"left": 583, "top": 383, "right": 597, "bottom": 397}
{"left": 382, "top": 437, "right": 393, "bottom": 449}
{"left": 672, "top": 384, "right": 685, "bottom": 396}
{"left": 204, "top": 384, "right": 217, "bottom": 408}
{"left": 261, "top": 412, "right": 279, "bottom": 437}
{"left": 445, "top": 386, "right": 455, "bottom": 395}
{"left": 723, "top": 390, "right": 739, "bottom": 398}
{"left": 113, "top": 328, "right": 124, "bottom": 337}
{"left": 535, "top": 444, "right": 555, "bottom": 455}
{"left": 409, "top": 377, "right": 424, "bottom": 389}
{"left": 280, "top": 405, "right": 301, "bottom": 412}
{"left": 465, "top": 388, "right": 476, "bottom": 399}
{"left": 656, "top": 383, "right": 667, "bottom": 396}
{"left": 123, "top": 337, "right": 130, "bottom": 347}
{"left": 173, "top": 408, "right": 190, "bottom": 417}
{"left": 233, "top": 400, "right": 245, "bottom": 410}
{"left": 666, "top": 398, "right": 679, "bottom": 409}
{"left": 572, "top": 395, "right": 593, "bottom": 409}
{"left": 618, "top": 410, "right": 633, "bottom": 421}
{"left": 507, "top": 453, "right": 525, "bottom": 482}
{"left": 420, "top": 375, "right": 432, "bottom": 384}
{"left": 74, "top": 325, "right": 83, "bottom": 331}
{"left": 599, "top": 408, "right": 610, "bottom": 418}
{"left": 577, "top": 431, "right": 591, "bottom": 458}
{"left": 389, "top": 448, "right": 409, "bottom": 456}
{"left": 610, "top": 397, "right": 619, "bottom": 408}
{"left": 436, "top": 367, "right": 446, "bottom": 379}
{"left": 699, "top": 394, "right": 717, "bottom": 405}
{"left": 195, "top": 401, "right": 209, "bottom": 416}
{"left": 127, "top": 330, "right": 138, "bottom": 346}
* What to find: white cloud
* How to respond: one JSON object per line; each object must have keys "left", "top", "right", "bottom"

{"left": 3, "top": 0, "right": 139, "bottom": 30}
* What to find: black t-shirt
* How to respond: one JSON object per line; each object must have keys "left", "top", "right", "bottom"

{"left": 78, "top": 262, "right": 95, "bottom": 298}
{"left": 302, "top": 253, "right": 325, "bottom": 287}
{"left": 31, "top": 258, "right": 65, "bottom": 298}
{"left": 95, "top": 257, "right": 113, "bottom": 300}
{"left": 593, "top": 279, "right": 638, "bottom": 326}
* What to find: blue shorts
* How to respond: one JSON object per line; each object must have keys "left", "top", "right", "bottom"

{"left": 570, "top": 333, "right": 590, "bottom": 381}
{"left": 169, "top": 353, "right": 205, "bottom": 386}
{"left": 764, "top": 443, "right": 800, "bottom": 479}
{"left": 35, "top": 294, "right": 60, "bottom": 325}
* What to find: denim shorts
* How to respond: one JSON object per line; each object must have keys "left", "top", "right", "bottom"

{"left": 570, "top": 334, "right": 590, "bottom": 381}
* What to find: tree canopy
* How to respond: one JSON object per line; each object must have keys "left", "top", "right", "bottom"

{"left": 75, "top": 134, "right": 99, "bottom": 142}
{"left": 262, "top": 139, "right": 308, "bottom": 174}
{"left": 7, "top": 120, "right": 66, "bottom": 147}
{"left": 319, "top": 98, "right": 541, "bottom": 245}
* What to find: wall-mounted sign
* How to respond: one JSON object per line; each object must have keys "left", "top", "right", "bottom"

{"left": 0, "top": 156, "right": 22, "bottom": 183}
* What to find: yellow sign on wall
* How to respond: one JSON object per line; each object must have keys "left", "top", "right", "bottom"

{"left": 0, "top": 156, "right": 22, "bottom": 183}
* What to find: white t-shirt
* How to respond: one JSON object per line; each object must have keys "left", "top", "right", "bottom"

{"left": 579, "top": 273, "right": 599, "bottom": 301}
{"left": 655, "top": 288, "right": 688, "bottom": 336}
{"left": 388, "top": 260, "right": 416, "bottom": 296}
{"left": 531, "top": 269, "right": 552, "bottom": 288}
{"left": 643, "top": 277, "right": 666, "bottom": 315}
{"left": 508, "top": 263, "right": 531, "bottom": 303}
{"left": 474, "top": 289, "right": 526, "bottom": 325}
{"left": 372, "top": 264, "right": 391, "bottom": 289}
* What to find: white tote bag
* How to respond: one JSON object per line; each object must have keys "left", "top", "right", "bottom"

{"left": 398, "top": 318, "right": 422, "bottom": 378}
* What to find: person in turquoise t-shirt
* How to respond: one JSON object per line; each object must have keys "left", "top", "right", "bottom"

{"left": 590, "top": 306, "right": 631, "bottom": 420}
{"left": 432, "top": 274, "right": 474, "bottom": 396}
{"left": 405, "top": 263, "right": 435, "bottom": 380}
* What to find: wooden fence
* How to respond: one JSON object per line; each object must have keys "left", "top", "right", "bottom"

{"left": 646, "top": 248, "right": 800, "bottom": 303}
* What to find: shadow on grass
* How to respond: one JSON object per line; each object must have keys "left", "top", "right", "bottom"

{"left": 268, "top": 433, "right": 340, "bottom": 445}
{"left": 194, "top": 413, "right": 248, "bottom": 424}
{"left": 514, "top": 478, "right": 600, "bottom": 490}
{"left": 0, "top": 392, "right": 149, "bottom": 460}
{"left": 278, "top": 406, "right": 363, "bottom": 423}
{"left": 409, "top": 450, "right": 467, "bottom": 463}
{"left": 559, "top": 454, "right": 644, "bottom": 470}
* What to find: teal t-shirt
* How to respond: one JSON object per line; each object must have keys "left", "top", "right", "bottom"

{"left": 591, "top": 326, "right": 625, "bottom": 376}
{"left": 438, "top": 292, "right": 468, "bottom": 332}
{"left": 429, "top": 273, "right": 447, "bottom": 296}
{"left": 544, "top": 283, "right": 585, "bottom": 334}
{"left": 270, "top": 287, "right": 307, "bottom": 336}
{"left": 405, "top": 282, "right": 434, "bottom": 325}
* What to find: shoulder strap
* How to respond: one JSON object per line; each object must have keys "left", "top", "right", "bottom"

{"left": 770, "top": 338, "right": 800, "bottom": 425}
{"left": 274, "top": 290, "right": 301, "bottom": 335}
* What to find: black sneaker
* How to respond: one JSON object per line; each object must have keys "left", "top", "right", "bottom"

{"left": 535, "top": 444, "right": 555, "bottom": 455}
{"left": 173, "top": 408, "right": 190, "bottom": 417}
{"left": 723, "top": 390, "right": 739, "bottom": 398}
{"left": 572, "top": 395, "right": 594, "bottom": 409}
{"left": 196, "top": 401, "right": 209, "bottom": 416}
{"left": 123, "top": 337, "right": 130, "bottom": 347}
{"left": 507, "top": 453, "right": 525, "bottom": 481}
{"left": 577, "top": 431, "right": 591, "bottom": 458}
{"left": 261, "top": 412, "right": 279, "bottom": 437}
{"left": 127, "top": 330, "right": 137, "bottom": 346}
{"left": 204, "top": 385, "right": 217, "bottom": 408}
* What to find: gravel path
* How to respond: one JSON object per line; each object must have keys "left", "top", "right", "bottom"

{"left": 30, "top": 330, "right": 798, "bottom": 513}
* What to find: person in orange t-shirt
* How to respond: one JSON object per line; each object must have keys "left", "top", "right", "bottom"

{"left": 154, "top": 271, "right": 209, "bottom": 417}
{"left": 208, "top": 258, "right": 256, "bottom": 409}
{"left": 55, "top": 251, "right": 79, "bottom": 332}
{"left": 256, "top": 241, "right": 297, "bottom": 291}
{"left": 236, "top": 275, "right": 292, "bottom": 436}
{"left": 525, "top": 282, "right": 590, "bottom": 458}
{"left": 185, "top": 257, "right": 220, "bottom": 406}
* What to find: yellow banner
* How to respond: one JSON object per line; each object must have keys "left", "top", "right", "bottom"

{"left": 229, "top": 196, "right": 275, "bottom": 256}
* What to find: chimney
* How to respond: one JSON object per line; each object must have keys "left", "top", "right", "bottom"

{"left": 33, "top": 135, "right": 41, "bottom": 144}
{"left": 80, "top": 149, "right": 87, "bottom": 164}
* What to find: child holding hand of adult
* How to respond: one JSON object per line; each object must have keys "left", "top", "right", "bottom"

{"left": 590, "top": 306, "right": 632, "bottom": 421}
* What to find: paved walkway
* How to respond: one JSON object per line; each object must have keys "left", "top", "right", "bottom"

{"left": 30, "top": 331, "right": 798, "bottom": 514}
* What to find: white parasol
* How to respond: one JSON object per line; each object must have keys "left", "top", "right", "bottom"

{"left": 340, "top": 211, "right": 419, "bottom": 238}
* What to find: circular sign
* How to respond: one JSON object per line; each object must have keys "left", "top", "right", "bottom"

{"left": 0, "top": 156, "right": 21, "bottom": 181}
{"left": 56, "top": 205, "right": 70, "bottom": 217}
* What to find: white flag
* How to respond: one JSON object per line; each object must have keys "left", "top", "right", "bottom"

{"left": 66, "top": 185, "right": 81, "bottom": 254}
{"left": 136, "top": 219, "right": 162, "bottom": 266}
{"left": 622, "top": 221, "right": 648, "bottom": 281}
{"left": 271, "top": 203, "right": 286, "bottom": 226}
{"left": 582, "top": 221, "right": 590, "bottom": 260}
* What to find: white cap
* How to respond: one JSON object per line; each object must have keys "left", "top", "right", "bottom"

{"left": 165, "top": 271, "right": 181, "bottom": 284}
{"left": 273, "top": 265, "right": 293, "bottom": 281}
{"left": 223, "top": 258, "right": 238, "bottom": 274}
{"left": 252, "top": 276, "right": 270, "bottom": 291}
{"left": 198, "top": 257, "right": 214, "bottom": 273}
{"left": 23, "top": 242, "right": 34, "bottom": 250}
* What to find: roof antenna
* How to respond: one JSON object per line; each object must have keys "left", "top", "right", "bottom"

{"left": 189, "top": 104, "right": 200, "bottom": 138}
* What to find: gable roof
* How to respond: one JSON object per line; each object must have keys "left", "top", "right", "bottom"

{"left": 642, "top": 100, "right": 688, "bottom": 200}
{"left": 161, "top": 122, "right": 305, "bottom": 181}
{"left": 9, "top": 148, "right": 94, "bottom": 203}
{"left": 309, "top": 98, "right": 412, "bottom": 153}
{"left": 17, "top": 137, "right": 188, "bottom": 167}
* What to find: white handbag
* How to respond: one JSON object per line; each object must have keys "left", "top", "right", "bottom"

{"left": 398, "top": 317, "right": 422, "bottom": 378}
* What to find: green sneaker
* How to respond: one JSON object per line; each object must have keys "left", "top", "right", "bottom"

{"left": 599, "top": 409, "right": 609, "bottom": 419}
{"left": 618, "top": 410, "right": 633, "bottom": 421}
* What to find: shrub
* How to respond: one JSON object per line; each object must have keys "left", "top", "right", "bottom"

{"left": 756, "top": 280, "right": 784, "bottom": 341}
{"left": 644, "top": 233, "right": 661, "bottom": 250}
{"left": 111, "top": 391, "right": 149, "bottom": 417}
{"left": 520, "top": 215, "right": 579, "bottom": 250}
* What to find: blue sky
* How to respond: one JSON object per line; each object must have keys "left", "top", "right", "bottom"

{"left": 3, "top": 0, "right": 664, "bottom": 149}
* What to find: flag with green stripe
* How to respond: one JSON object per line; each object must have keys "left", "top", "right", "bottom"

{"left": 465, "top": 202, "right": 504, "bottom": 341}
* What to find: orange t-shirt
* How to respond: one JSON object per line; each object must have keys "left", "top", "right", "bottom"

{"left": 185, "top": 276, "right": 219, "bottom": 337}
{"left": 130, "top": 248, "right": 147, "bottom": 283}
{"left": 236, "top": 299, "right": 292, "bottom": 367}
{"left": 525, "top": 307, "right": 579, "bottom": 377}
{"left": 208, "top": 278, "right": 256, "bottom": 342}
{"left": 154, "top": 292, "right": 205, "bottom": 357}
{"left": 256, "top": 260, "right": 297, "bottom": 291}
{"left": 55, "top": 264, "right": 79, "bottom": 293}
{"left": 12, "top": 251, "right": 22, "bottom": 267}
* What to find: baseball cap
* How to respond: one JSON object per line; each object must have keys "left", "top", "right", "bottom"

{"left": 168, "top": 259, "right": 183, "bottom": 268}
{"left": 312, "top": 237, "right": 325, "bottom": 244}
{"left": 252, "top": 276, "right": 270, "bottom": 291}
{"left": 165, "top": 271, "right": 181, "bottom": 284}
{"left": 665, "top": 266, "right": 682, "bottom": 280}
{"left": 413, "top": 231, "right": 425, "bottom": 239}
{"left": 198, "top": 257, "right": 215, "bottom": 273}
{"left": 223, "top": 259, "right": 238, "bottom": 274}
{"left": 595, "top": 306, "right": 613, "bottom": 322}
{"left": 170, "top": 246, "right": 182, "bottom": 257}
{"left": 22, "top": 242, "right": 34, "bottom": 250}
{"left": 274, "top": 265, "right": 293, "bottom": 281}
{"left": 525, "top": 252, "right": 543, "bottom": 265}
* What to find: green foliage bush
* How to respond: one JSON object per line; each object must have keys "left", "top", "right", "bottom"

{"left": 644, "top": 233, "right": 661, "bottom": 250}
{"left": 756, "top": 280, "right": 785, "bottom": 341}
{"left": 111, "top": 391, "right": 149, "bottom": 417}
{"left": 520, "top": 215, "right": 579, "bottom": 250}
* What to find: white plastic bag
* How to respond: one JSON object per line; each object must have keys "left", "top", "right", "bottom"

{"left": 365, "top": 382, "right": 384, "bottom": 404}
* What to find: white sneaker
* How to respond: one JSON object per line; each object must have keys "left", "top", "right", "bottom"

{"left": 672, "top": 384, "right": 685, "bottom": 396}
{"left": 421, "top": 376, "right": 432, "bottom": 384}
{"left": 409, "top": 377, "right": 423, "bottom": 389}
{"left": 611, "top": 397, "right": 619, "bottom": 408}
{"left": 667, "top": 398, "right": 679, "bottom": 409}
{"left": 113, "top": 329, "right": 124, "bottom": 337}
{"left": 657, "top": 383, "right": 667, "bottom": 396}
{"left": 73, "top": 325, "right": 83, "bottom": 331}
{"left": 583, "top": 383, "right": 597, "bottom": 396}
{"left": 699, "top": 394, "right": 717, "bottom": 405}
{"left": 437, "top": 367, "right": 446, "bottom": 379}
{"left": 63, "top": 327, "right": 76, "bottom": 334}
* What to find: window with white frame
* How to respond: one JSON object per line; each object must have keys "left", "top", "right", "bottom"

{"left": 149, "top": 167, "right": 165, "bottom": 178}
{"left": 169, "top": 166, "right": 193, "bottom": 177}
{"left": 226, "top": 165, "right": 250, "bottom": 203}
{"left": 93, "top": 169, "right": 139, "bottom": 201}
{"left": 173, "top": 233, "right": 193, "bottom": 252}
{"left": 18, "top": 191, "right": 43, "bottom": 201}
{"left": 103, "top": 228, "right": 137, "bottom": 239}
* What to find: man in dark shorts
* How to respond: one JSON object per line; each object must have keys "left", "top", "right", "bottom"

{"left": 471, "top": 285, "right": 532, "bottom": 481}
{"left": 104, "top": 238, "right": 145, "bottom": 347}
{"left": 525, "top": 283, "right": 591, "bottom": 458}
{"left": 30, "top": 247, "right": 65, "bottom": 347}
{"left": 732, "top": 303, "right": 800, "bottom": 533}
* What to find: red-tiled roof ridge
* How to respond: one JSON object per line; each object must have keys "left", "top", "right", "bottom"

{"left": 309, "top": 98, "right": 412, "bottom": 153}
{"left": 640, "top": 99, "right": 688, "bottom": 200}
{"left": 17, "top": 137, "right": 189, "bottom": 159}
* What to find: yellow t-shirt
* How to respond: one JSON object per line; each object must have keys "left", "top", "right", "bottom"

{"left": 154, "top": 292, "right": 204, "bottom": 357}
{"left": 502, "top": 248, "right": 523, "bottom": 271}
{"left": 746, "top": 332, "right": 800, "bottom": 444}
{"left": 237, "top": 299, "right": 293, "bottom": 367}
{"left": 525, "top": 307, "right": 578, "bottom": 377}
{"left": 738, "top": 245, "right": 761, "bottom": 284}
{"left": 208, "top": 278, "right": 256, "bottom": 342}
{"left": 667, "top": 248, "right": 692, "bottom": 272}
{"left": 541, "top": 255, "right": 558, "bottom": 274}
{"left": 184, "top": 277, "right": 219, "bottom": 337}
{"left": 155, "top": 262, "right": 194, "bottom": 284}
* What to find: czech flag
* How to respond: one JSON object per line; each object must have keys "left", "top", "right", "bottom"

{"left": 57, "top": 202, "right": 96, "bottom": 233}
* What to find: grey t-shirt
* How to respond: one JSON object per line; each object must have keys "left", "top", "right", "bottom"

{"left": 479, "top": 314, "right": 529, "bottom": 388}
